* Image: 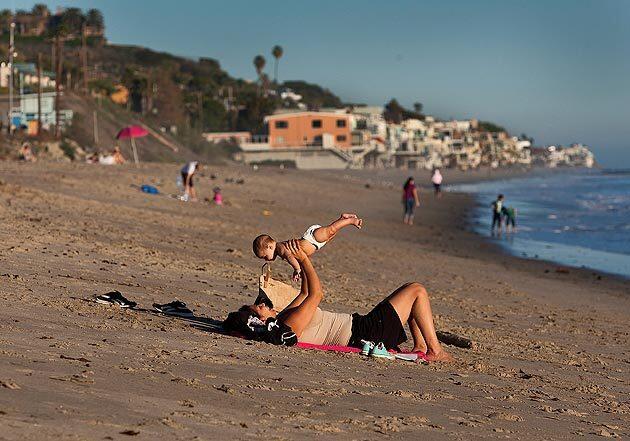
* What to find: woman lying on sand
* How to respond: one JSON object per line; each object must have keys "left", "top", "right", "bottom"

{"left": 224, "top": 240, "right": 453, "bottom": 362}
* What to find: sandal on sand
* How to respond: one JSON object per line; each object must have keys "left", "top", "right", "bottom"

{"left": 95, "top": 291, "right": 137, "bottom": 309}
{"left": 153, "top": 300, "right": 194, "bottom": 317}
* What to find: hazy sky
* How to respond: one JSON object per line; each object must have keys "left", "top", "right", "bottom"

{"left": 11, "top": 0, "right": 630, "bottom": 167}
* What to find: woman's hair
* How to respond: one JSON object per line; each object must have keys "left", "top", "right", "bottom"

{"left": 403, "top": 177, "right": 415, "bottom": 189}
{"left": 222, "top": 305, "right": 297, "bottom": 346}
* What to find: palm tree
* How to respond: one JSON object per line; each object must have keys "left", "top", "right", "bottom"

{"left": 271, "top": 45, "right": 283, "bottom": 84}
{"left": 31, "top": 4, "right": 49, "bottom": 16}
{"left": 253, "top": 55, "right": 266, "bottom": 93}
{"left": 86, "top": 9, "right": 104, "bottom": 32}
{"left": 253, "top": 55, "right": 266, "bottom": 77}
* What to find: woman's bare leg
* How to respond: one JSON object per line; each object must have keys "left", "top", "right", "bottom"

{"left": 386, "top": 282, "right": 452, "bottom": 362}
{"left": 313, "top": 214, "right": 362, "bottom": 243}
{"left": 408, "top": 318, "right": 427, "bottom": 353}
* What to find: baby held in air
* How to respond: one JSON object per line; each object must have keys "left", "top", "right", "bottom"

{"left": 253, "top": 213, "right": 363, "bottom": 281}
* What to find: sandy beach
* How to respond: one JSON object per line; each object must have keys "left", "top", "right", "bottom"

{"left": 0, "top": 161, "right": 628, "bottom": 440}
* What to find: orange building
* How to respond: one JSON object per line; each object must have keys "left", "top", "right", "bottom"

{"left": 265, "top": 112, "right": 352, "bottom": 149}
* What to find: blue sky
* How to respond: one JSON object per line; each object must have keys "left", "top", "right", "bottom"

{"left": 10, "top": 0, "right": 630, "bottom": 167}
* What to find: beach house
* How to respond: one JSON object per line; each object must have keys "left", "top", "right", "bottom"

{"left": 265, "top": 111, "right": 352, "bottom": 149}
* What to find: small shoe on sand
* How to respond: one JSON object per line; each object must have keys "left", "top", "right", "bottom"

{"left": 95, "top": 291, "right": 136, "bottom": 309}
{"left": 370, "top": 342, "right": 395, "bottom": 360}
{"left": 360, "top": 340, "right": 375, "bottom": 356}
{"left": 153, "top": 300, "right": 194, "bottom": 317}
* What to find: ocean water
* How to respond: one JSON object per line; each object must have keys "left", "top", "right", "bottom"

{"left": 452, "top": 170, "right": 630, "bottom": 278}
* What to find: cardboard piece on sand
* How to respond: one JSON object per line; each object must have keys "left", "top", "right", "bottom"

{"left": 255, "top": 264, "right": 299, "bottom": 311}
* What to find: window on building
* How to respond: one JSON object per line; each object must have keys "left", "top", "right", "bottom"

{"left": 275, "top": 120, "right": 288, "bottom": 129}
{"left": 313, "top": 135, "right": 323, "bottom": 145}
{"left": 312, "top": 119, "right": 322, "bottom": 128}
{"left": 336, "top": 119, "right": 347, "bottom": 128}
{"left": 336, "top": 135, "right": 347, "bottom": 142}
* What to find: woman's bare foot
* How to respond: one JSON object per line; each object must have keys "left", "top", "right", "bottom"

{"left": 425, "top": 348, "right": 454, "bottom": 362}
{"left": 411, "top": 346, "right": 427, "bottom": 354}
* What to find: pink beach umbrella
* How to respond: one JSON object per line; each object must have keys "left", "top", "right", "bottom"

{"left": 116, "top": 125, "right": 149, "bottom": 166}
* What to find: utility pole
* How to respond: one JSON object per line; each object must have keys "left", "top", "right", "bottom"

{"left": 81, "top": 24, "right": 88, "bottom": 94}
{"left": 51, "top": 43, "right": 55, "bottom": 73}
{"left": 197, "top": 91, "right": 204, "bottom": 132}
{"left": 8, "top": 21, "right": 15, "bottom": 135}
{"left": 55, "top": 35, "right": 62, "bottom": 139}
{"left": 93, "top": 110, "right": 98, "bottom": 145}
{"left": 146, "top": 69, "right": 153, "bottom": 114}
{"left": 37, "top": 52, "right": 42, "bottom": 136}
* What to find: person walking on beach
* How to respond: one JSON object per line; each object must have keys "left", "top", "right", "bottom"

{"left": 491, "top": 194, "right": 504, "bottom": 233}
{"left": 181, "top": 161, "right": 201, "bottom": 202}
{"left": 431, "top": 169, "right": 443, "bottom": 198}
{"left": 402, "top": 177, "right": 420, "bottom": 225}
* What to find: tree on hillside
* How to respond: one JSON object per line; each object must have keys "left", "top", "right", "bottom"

{"left": 253, "top": 54, "right": 267, "bottom": 94}
{"left": 478, "top": 121, "right": 506, "bottom": 133}
{"left": 253, "top": 55, "right": 266, "bottom": 76}
{"left": 0, "top": 9, "right": 11, "bottom": 25}
{"left": 281, "top": 80, "right": 343, "bottom": 109}
{"left": 384, "top": 99, "right": 405, "bottom": 124}
{"left": 413, "top": 102, "right": 423, "bottom": 114}
{"left": 520, "top": 133, "right": 534, "bottom": 144}
{"left": 86, "top": 9, "right": 104, "bottom": 31}
{"left": 32, "top": 4, "right": 49, "bottom": 16}
{"left": 272, "top": 45, "right": 283, "bottom": 84}
{"left": 52, "top": 7, "right": 85, "bottom": 36}
{"left": 253, "top": 55, "right": 266, "bottom": 80}
{"left": 237, "top": 89, "right": 279, "bottom": 133}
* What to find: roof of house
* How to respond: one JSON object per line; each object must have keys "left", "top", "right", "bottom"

{"left": 265, "top": 111, "right": 350, "bottom": 122}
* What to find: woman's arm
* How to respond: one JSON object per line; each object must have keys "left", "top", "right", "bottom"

{"left": 278, "top": 240, "right": 323, "bottom": 337}
{"left": 413, "top": 187, "right": 420, "bottom": 206}
{"left": 282, "top": 259, "right": 309, "bottom": 311}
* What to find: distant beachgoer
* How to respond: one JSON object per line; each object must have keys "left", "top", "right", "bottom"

{"left": 181, "top": 161, "right": 201, "bottom": 202}
{"left": 491, "top": 194, "right": 505, "bottom": 233}
{"left": 253, "top": 213, "right": 363, "bottom": 282}
{"left": 213, "top": 187, "right": 223, "bottom": 205}
{"left": 99, "top": 154, "right": 116, "bottom": 165}
{"left": 86, "top": 152, "right": 100, "bottom": 164}
{"left": 225, "top": 240, "right": 453, "bottom": 362}
{"left": 502, "top": 206, "right": 517, "bottom": 233}
{"left": 402, "top": 177, "right": 420, "bottom": 225}
{"left": 112, "top": 146, "right": 126, "bottom": 165}
{"left": 431, "top": 169, "right": 443, "bottom": 198}
{"left": 19, "top": 143, "right": 36, "bottom": 162}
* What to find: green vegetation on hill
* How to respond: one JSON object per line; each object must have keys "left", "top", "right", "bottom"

{"left": 282, "top": 81, "right": 343, "bottom": 109}
{"left": 478, "top": 121, "right": 506, "bottom": 133}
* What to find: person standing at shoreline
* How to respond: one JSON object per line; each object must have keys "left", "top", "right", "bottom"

{"left": 502, "top": 205, "right": 517, "bottom": 233}
{"left": 431, "top": 168, "right": 443, "bottom": 198}
{"left": 402, "top": 177, "right": 420, "bottom": 225}
{"left": 491, "top": 194, "right": 504, "bottom": 233}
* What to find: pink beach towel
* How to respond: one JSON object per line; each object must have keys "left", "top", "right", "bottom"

{"left": 296, "top": 342, "right": 429, "bottom": 362}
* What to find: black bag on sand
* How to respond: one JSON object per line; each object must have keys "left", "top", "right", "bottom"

{"left": 223, "top": 310, "right": 297, "bottom": 346}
